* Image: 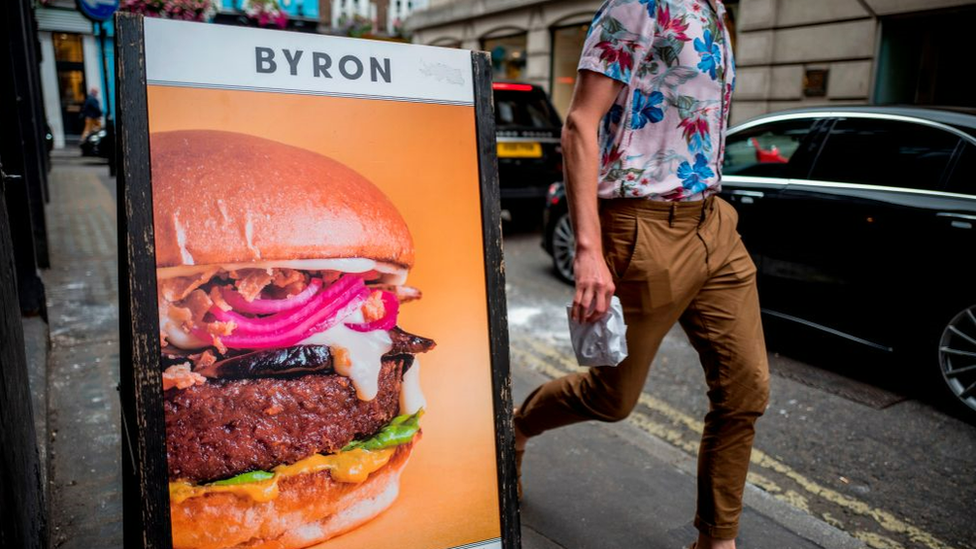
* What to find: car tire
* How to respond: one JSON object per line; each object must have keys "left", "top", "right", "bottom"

{"left": 549, "top": 211, "right": 575, "bottom": 284}
{"left": 933, "top": 303, "right": 976, "bottom": 422}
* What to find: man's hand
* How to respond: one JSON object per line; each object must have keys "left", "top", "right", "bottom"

{"left": 572, "top": 249, "right": 615, "bottom": 323}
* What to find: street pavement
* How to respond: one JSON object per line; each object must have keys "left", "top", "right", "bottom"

{"left": 36, "top": 152, "right": 974, "bottom": 549}
{"left": 43, "top": 151, "right": 122, "bottom": 548}
{"left": 503, "top": 227, "right": 976, "bottom": 549}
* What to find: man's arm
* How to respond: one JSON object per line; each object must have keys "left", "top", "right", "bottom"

{"left": 562, "top": 70, "right": 624, "bottom": 323}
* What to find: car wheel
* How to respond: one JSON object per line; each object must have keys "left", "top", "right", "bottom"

{"left": 550, "top": 212, "right": 575, "bottom": 284}
{"left": 937, "top": 303, "right": 976, "bottom": 417}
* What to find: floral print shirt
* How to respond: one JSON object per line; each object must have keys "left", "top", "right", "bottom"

{"left": 579, "top": 0, "right": 736, "bottom": 201}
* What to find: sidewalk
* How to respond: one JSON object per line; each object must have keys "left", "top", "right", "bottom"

{"left": 38, "top": 152, "right": 861, "bottom": 549}
{"left": 512, "top": 363, "right": 865, "bottom": 549}
{"left": 43, "top": 151, "right": 122, "bottom": 548}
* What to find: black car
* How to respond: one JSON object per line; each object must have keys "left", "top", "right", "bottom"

{"left": 543, "top": 106, "right": 976, "bottom": 417}
{"left": 493, "top": 82, "right": 563, "bottom": 222}
{"left": 542, "top": 181, "right": 574, "bottom": 283}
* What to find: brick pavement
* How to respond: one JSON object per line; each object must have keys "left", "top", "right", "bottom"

{"left": 43, "top": 153, "right": 122, "bottom": 549}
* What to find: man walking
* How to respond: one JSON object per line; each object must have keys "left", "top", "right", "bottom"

{"left": 80, "top": 88, "right": 102, "bottom": 141}
{"left": 513, "top": 1, "right": 769, "bottom": 547}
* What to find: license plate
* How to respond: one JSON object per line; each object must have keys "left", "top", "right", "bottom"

{"left": 497, "top": 142, "right": 542, "bottom": 158}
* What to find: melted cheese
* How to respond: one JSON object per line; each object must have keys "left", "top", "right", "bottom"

{"left": 301, "top": 313, "right": 392, "bottom": 401}
{"left": 400, "top": 357, "right": 426, "bottom": 416}
{"left": 168, "top": 447, "right": 397, "bottom": 505}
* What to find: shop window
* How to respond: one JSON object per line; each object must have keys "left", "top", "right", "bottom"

{"left": 482, "top": 33, "right": 527, "bottom": 81}
{"left": 53, "top": 33, "right": 87, "bottom": 136}
{"left": 550, "top": 23, "right": 590, "bottom": 117}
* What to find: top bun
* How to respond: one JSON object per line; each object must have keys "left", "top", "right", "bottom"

{"left": 150, "top": 130, "right": 414, "bottom": 269}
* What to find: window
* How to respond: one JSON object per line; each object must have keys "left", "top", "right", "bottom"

{"left": 550, "top": 23, "right": 590, "bottom": 118}
{"left": 723, "top": 119, "right": 815, "bottom": 178}
{"left": 809, "top": 118, "right": 958, "bottom": 190}
{"left": 493, "top": 90, "right": 560, "bottom": 128}
{"left": 482, "top": 33, "right": 527, "bottom": 81}
{"left": 947, "top": 142, "right": 975, "bottom": 196}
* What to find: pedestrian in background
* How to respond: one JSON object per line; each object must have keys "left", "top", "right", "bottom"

{"left": 80, "top": 88, "right": 102, "bottom": 141}
{"left": 513, "top": 1, "right": 769, "bottom": 548}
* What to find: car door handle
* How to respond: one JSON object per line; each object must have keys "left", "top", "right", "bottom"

{"left": 730, "top": 190, "right": 765, "bottom": 198}
{"left": 729, "top": 190, "right": 764, "bottom": 204}
{"left": 937, "top": 212, "right": 976, "bottom": 229}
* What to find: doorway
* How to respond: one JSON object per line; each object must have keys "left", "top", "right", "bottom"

{"left": 53, "top": 32, "right": 87, "bottom": 138}
{"left": 875, "top": 6, "right": 976, "bottom": 107}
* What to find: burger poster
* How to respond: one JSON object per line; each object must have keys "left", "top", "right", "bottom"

{"left": 119, "top": 16, "right": 514, "bottom": 549}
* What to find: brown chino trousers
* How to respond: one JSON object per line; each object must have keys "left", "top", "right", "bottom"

{"left": 514, "top": 195, "right": 770, "bottom": 539}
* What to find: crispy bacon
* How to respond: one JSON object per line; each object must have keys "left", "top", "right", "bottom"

{"left": 208, "top": 286, "right": 231, "bottom": 312}
{"left": 207, "top": 322, "right": 236, "bottom": 355}
{"left": 158, "top": 267, "right": 219, "bottom": 302}
{"left": 188, "top": 349, "right": 217, "bottom": 371}
{"left": 272, "top": 268, "right": 305, "bottom": 289}
{"left": 230, "top": 269, "right": 274, "bottom": 302}
{"left": 372, "top": 284, "right": 422, "bottom": 303}
{"left": 182, "top": 289, "right": 213, "bottom": 324}
{"left": 361, "top": 290, "right": 386, "bottom": 322}
{"left": 162, "top": 363, "right": 207, "bottom": 391}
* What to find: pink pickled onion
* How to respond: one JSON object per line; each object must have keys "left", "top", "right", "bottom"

{"left": 221, "top": 278, "right": 323, "bottom": 314}
{"left": 209, "top": 276, "right": 357, "bottom": 335}
{"left": 345, "top": 291, "right": 399, "bottom": 332}
{"left": 195, "top": 276, "right": 369, "bottom": 349}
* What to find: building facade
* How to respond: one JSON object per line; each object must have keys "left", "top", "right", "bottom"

{"left": 331, "top": 0, "right": 428, "bottom": 35}
{"left": 35, "top": 1, "right": 116, "bottom": 149}
{"left": 35, "top": 0, "right": 335, "bottom": 149}
{"left": 406, "top": 0, "right": 976, "bottom": 123}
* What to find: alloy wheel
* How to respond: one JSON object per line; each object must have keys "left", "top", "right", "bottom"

{"left": 939, "top": 304, "right": 976, "bottom": 414}
{"left": 551, "top": 213, "right": 575, "bottom": 284}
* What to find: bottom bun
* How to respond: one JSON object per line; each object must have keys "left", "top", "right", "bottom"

{"left": 171, "top": 441, "right": 416, "bottom": 549}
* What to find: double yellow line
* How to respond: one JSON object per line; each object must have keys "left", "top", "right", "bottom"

{"left": 511, "top": 337, "right": 956, "bottom": 549}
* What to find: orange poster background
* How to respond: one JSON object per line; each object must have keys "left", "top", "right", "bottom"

{"left": 147, "top": 85, "right": 501, "bottom": 549}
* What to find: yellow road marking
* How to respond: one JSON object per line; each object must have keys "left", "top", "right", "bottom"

{"left": 511, "top": 341, "right": 957, "bottom": 549}
{"left": 747, "top": 471, "right": 783, "bottom": 494}
{"left": 855, "top": 531, "right": 908, "bottom": 549}
{"left": 823, "top": 512, "right": 846, "bottom": 530}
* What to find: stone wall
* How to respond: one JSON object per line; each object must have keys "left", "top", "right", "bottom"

{"left": 731, "top": 0, "right": 877, "bottom": 123}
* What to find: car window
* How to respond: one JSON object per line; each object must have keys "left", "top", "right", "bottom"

{"left": 723, "top": 119, "right": 816, "bottom": 178}
{"left": 494, "top": 90, "right": 560, "bottom": 128}
{"left": 809, "top": 118, "right": 958, "bottom": 191}
{"left": 947, "top": 142, "right": 975, "bottom": 196}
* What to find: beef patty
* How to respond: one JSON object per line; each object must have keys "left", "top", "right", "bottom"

{"left": 164, "top": 356, "right": 411, "bottom": 483}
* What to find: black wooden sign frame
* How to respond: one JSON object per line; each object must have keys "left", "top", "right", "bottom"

{"left": 116, "top": 12, "right": 519, "bottom": 549}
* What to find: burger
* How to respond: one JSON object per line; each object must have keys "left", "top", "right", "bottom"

{"left": 151, "top": 130, "right": 435, "bottom": 549}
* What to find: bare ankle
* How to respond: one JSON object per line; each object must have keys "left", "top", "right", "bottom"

{"left": 513, "top": 408, "right": 528, "bottom": 451}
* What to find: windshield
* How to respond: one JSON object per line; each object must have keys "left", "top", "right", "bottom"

{"left": 494, "top": 90, "right": 561, "bottom": 129}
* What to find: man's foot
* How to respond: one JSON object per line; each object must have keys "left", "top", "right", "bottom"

{"left": 692, "top": 533, "right": 735, "bottom": 549}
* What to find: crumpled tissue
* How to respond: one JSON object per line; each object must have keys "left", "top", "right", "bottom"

{"left": 566, "top": 295, "right": 628, "bottom": 367}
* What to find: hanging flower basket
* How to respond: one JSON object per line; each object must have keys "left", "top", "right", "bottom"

{"left": 120, "top": 0, "right": 219, "bottom": 22}
{"left": 242, "top": 0, "right": 289, "bottom": 29}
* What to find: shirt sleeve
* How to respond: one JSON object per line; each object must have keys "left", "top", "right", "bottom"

{"left": 578, "top": 0, "right": 657, "bottom": 86}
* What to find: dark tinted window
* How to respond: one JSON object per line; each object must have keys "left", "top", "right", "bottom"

{"left": 494, "top": 90, "right": 560, "bottom": 128}
{"left": 947, "top": 142, "right": 975, "bottom": 196}
{"left": 810, "top": 118, "right": 958, "bottom": 190}
{"left": 723, "top": 119, "right": 815, "bottom": 178}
